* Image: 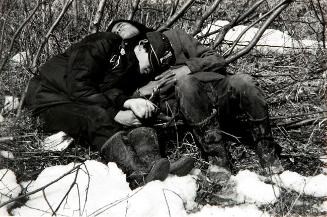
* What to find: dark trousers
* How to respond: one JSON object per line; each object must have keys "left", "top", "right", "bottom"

{"left": 173, "top": 72, "right": 269, "bottom": 147}
{"left": 39, "top": 103, "right": 122, "bottom": 151}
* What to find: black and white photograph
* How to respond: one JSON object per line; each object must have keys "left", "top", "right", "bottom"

{"left": 0, "top": 0, "right": 326, "bottom": 216}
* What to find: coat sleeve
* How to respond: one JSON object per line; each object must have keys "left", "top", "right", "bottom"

{"left": 173, "top": 29, "right": 226, "bottom": 73}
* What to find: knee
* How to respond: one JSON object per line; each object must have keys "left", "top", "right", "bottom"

{"left": 228, "top": 74, "right": 255, "bottom": 91}
{"left": 175, "top": 75, "right": 199, "bottom": 95}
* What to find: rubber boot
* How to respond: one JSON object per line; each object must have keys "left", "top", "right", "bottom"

{"left": 250, "top": 117, "right": 284, "bottom": 175}
{"left": 127, "top": 127, "right": 195, "bottom": 177}
{"left": 191, "top": 110, "right": 231, "bottom": 184}
{"left": 100, "top": 131, "right": 170, "bottom": 186}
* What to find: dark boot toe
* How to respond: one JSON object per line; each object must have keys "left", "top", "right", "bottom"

{"left": 170, "top": 156, "right": 195, "bottom": 176}
{"left": 145, "top": 158, "right": 170, "bottom": 183}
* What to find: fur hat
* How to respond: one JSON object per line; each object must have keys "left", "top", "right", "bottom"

{"left": 146, "top": 32, "right": 175, "bottom": 73}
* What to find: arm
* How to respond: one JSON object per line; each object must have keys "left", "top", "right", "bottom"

{"left": 166, "top": 29, "right": 226, "bottom": 73}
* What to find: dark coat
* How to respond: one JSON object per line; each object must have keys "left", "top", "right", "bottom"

{"left": 26, "top": 32, "right": 146, "bottom": 119}
{"left": 163, "top": 28, "right": 226, "bottom": 77}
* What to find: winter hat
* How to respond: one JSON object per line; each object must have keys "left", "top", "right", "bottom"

{"left": 146, "top": 31, "right": 175, "bottom": 73}
{"left": 106, "top": 19, "right": 154, "bottom": 34}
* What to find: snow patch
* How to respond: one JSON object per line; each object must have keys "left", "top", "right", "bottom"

{"left": 0, "top": 150, "right": 14, "bottom": 159}
{"left": 232, "top": 170, "right": 280, "bottom": 205}
{"left": 199, "top": 20, "right": 322, "bottom": 54}
{"left": 0, "top": 169, "right": 22, "bottom": 216}
{"left": 13, "top": 160, "right": 198, "bottom": 217}
{"left": 273, "top": 171, "right": 327, "bottom": 197}
{"left": 41, "top": 131, "right": 73, "bottom": 151}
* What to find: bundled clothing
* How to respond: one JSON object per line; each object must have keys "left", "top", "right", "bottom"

{"left": 25, "top": 32, "right": 148, "bottom": 150}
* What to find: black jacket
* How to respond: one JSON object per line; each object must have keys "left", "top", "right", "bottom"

{"left": 26, "top": 32, "right": 145, "bottom": 118}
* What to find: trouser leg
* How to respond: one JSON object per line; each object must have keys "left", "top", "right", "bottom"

{"left": 211, "top": 74, "right": 283, "bottom": 173}
{"left": 39, "top": 103, "right": 122, "bottom": 151}
{"left": 175, "top": 75, "right": 230, "bottom": 173}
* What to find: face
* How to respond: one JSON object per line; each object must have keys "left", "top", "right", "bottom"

{"left": 134, "top": 44, "right": 152, "bottom": 75}
{"left": 111, "top": 22, "right": 140, "bottom": 39}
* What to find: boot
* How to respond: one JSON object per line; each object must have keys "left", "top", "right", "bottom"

{"left": 100, "top": 131, "right": 170, "bottom": 185}
{"left": 170, "top": 156, "right": 196, "bottom": 177}
{"left": 127, "top": 127, "right": 170, "bottom": 181}
{"left": 191, "top": 110, "right": 231, "bottom": 184}
{"left": 128, "top": 127, "right": 195, "bottom": 178}
{"left": 250, "top": 117, "right": 284, "bottom": 175}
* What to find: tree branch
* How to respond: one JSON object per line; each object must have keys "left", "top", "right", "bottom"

{"left": 127, "top": 0, "right": 140, "bottom": 20}
{"left": 191, "top": 0, "right": 222, "bottom": 36}
{"left": 157, "top": 0, "right": 195, "bottom": 31}
{"left": 0, "top": 0, "right": 43, "bottom": 74}
{"left": 90, "top": 0, "right": 107, "bottom": 33}
{"left": 212, "top": 0, "right": 265, "bottom": 47}
{"left": 225, "top": 0, "right": 293, "bottom": 65}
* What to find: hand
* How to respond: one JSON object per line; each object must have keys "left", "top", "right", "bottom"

{"left": 114, "top": 110, "right": 141, "bottom": 126}
{"left": 123, "top": 98, "right": 156, "bottom": 119}
{"left": 136, "top": 72, "right": 175, "bottom": 97}
{"left": 155, "top": 65, "right": 191, "bottom": 81}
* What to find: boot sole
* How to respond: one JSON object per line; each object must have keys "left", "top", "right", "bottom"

{"left": 145, "top": 158, "right": 170, "bottom": 183}
{"left": 170, "top": 157, "right": 196, "bottom": 176}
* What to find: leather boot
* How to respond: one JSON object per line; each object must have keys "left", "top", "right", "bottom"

{"left": 127, "top": 127, "right": 170, "bottom": 181}
{"left": 250, "top": 117, "right": 284, "bottom": 175}
{"left": 191, "top": 110, "right": 231, "bottom": 184}
{"left": 100, "top": 131, "right": 170, "bottom": 186}
{"left": 128, "top": 127, "right": 195, "bottom": 177}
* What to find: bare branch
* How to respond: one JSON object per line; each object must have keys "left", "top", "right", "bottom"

{"left": 32, "top": 0, "right": 74, "bottom": 70}
{"left": 191, "top": 0, "right": 222, "bottom": 36}
{"left": 90, "top": 0, "right": 107, "bottom": 34}
{"left": 169, "top": 0, "right": 180, "bottom": 18}
{"left": 0, "top": 0, "right": 43, "bottom": 74}
{"left": 127, "top": 0, "right": 140, "bottom": 20}
{"left": 157, "top": 0, "right": 195, "bottom": 31}
{"left": 225, "top": 0, "right": 293, "bottom": 65}
{"left": 212, "top": 0, "right": 265, "bottom": 47}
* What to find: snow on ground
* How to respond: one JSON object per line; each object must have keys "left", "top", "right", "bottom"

{"left": 0, "top": 160, "right": 326, "bottom": 216}
{"left": 0, "top": 169, "right": 22, "bottom": 216}
{"left": 199, "top": 20, "right": 322, "bottom": 54}
{"left": 272, "top": 170, "right": 327, "bottom": 197}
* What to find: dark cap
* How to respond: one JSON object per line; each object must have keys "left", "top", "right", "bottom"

{"left": 146, "top": 32, "right": 175, "bottom": 73}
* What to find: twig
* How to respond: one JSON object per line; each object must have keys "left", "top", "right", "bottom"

{"left": 271, "top": 110, "right": 327, "bottom": 120}
{"left": 276, "top": 117, "right": 324, "bottom": 129}
{"left": 0, "top": 0, "right": 43, "bottom": 73}
{"left": 0, "top": 164, "right": 82, "bottom": 208}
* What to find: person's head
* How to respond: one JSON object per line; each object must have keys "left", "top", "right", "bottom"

{"left": 134, "top": 32, "right": 175, "bottom": 76}
{"left": 107, "top": 19, "right": 153, "bottom": 39}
